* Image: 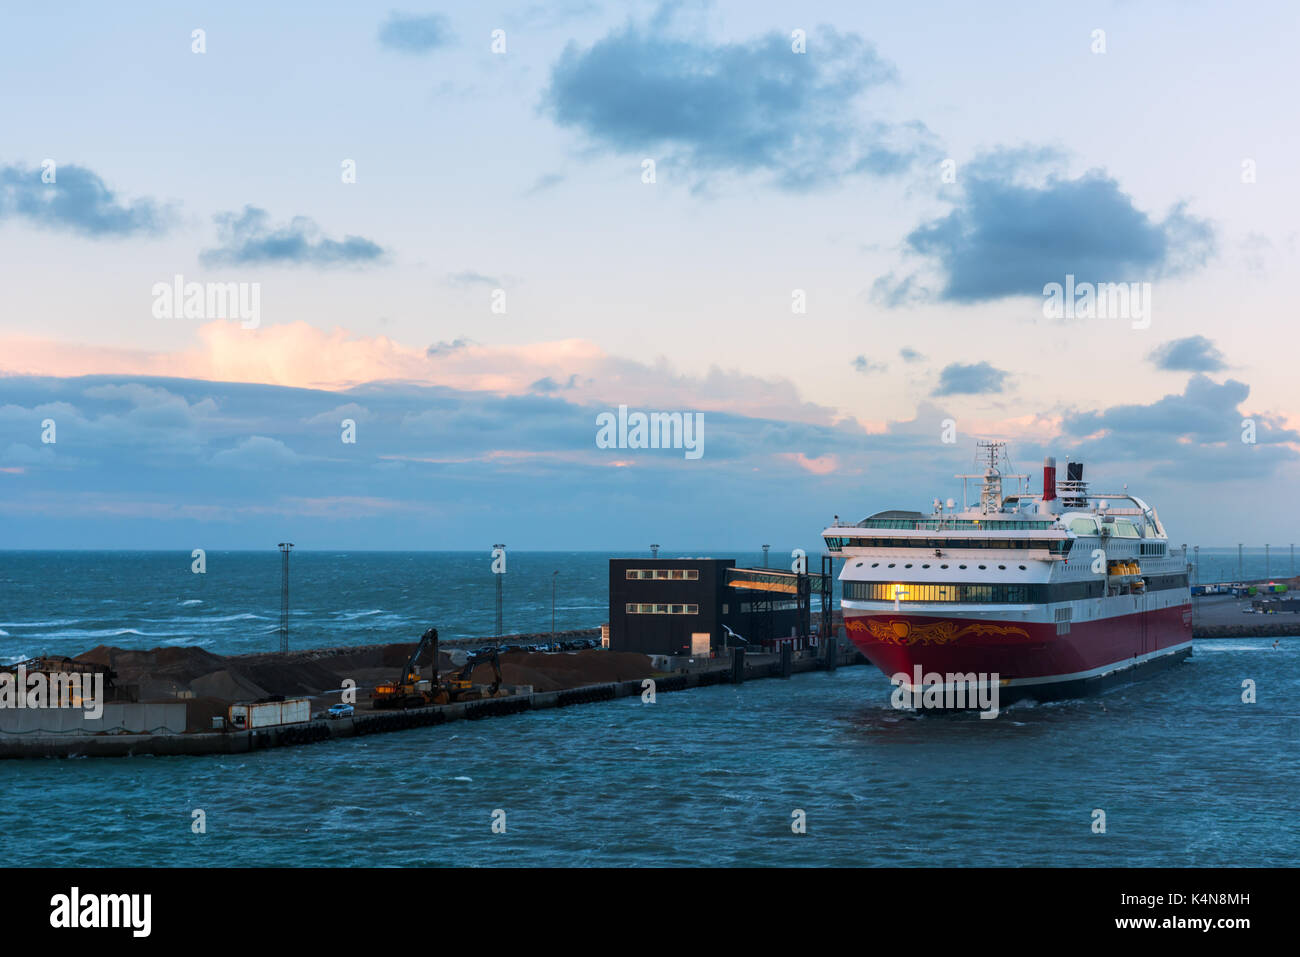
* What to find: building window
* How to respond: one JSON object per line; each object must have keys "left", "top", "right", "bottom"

{"left": 625, "top": 602, "right": 700, "bottom": 615}
{"left": 625, "top": 568, "right": 700, "bottom": 580}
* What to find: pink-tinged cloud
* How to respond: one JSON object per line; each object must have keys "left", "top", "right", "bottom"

{"left": 0, "top": 321, "right": 848, "bottom": 426}
{"left": 778, "top": 452, "right": 840, "bottom": 475}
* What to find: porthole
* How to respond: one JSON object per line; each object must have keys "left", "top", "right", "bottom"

{"left": 940, "top": 564, "right": 949, "bottom": 569}
{"left": 871, "top": 562, "right": 879, "bottom": 568}
{"left": 959, "top": 564, "right": 967, "bottom": 569}
{"left": 922, "top": 564, "right": 931, "bottom": 569}
{"left": 1019, "top": 565, "right": 1027, "bottom": 570}
{"left": 888, "top": 563, "right": 896, "bottom": 568}
{"left": 978, "top": 565, "right": 987, "bottom": 570}
{"left": 905, "top": 563, "right": 913, "bottom": 568}
{"left": 998, "top": 564, "right": 1006, "bottom": 570}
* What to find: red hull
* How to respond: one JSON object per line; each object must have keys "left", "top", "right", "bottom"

{"left": 844, "top": 604, "right": 1192, "bottom": 684}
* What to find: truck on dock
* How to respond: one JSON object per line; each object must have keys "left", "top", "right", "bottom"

{"left": 228, "top": 698, "right": 310, "bottom": 730}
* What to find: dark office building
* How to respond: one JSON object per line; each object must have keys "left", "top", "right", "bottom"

{"left": 609, "top": 558, "right": 828, "bottom": 656}
{"left": 609, "top": 558, "right": 733, "bottom": 656}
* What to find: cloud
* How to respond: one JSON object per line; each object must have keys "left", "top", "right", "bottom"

{"left": 1059, "top": 374, "right": 1299, "bottom": 481}
{"left": 529, "top": 374, "right": 582, "bottom": 392}
{"left": 0, "top": 371, "right": 1294, "bottom": 547}
{"left": 894, "top": 152, "right": 1214, "bottom": 303}
{"left": 851, "top": 356, "right": 887, "bottom": 375}
{"left": 210, "top": 435, "right": 302, "bottom": 469}
{"left": 524, "top": 172, "right": 566, "bottom": 196}
{"left": 377, "top": 12, "right": 453, "bottom": 54}
{"left": 932, "top": 361, "right": 1009, "bottom": 396}
{"left": 777, "top": 452, "right": 839, "bottom": 475}
{"left": 200, "top": 206, "right": 385, "bottom": 268}
{"left": 1148, "top": 336, "right": 1227, "bottom": 373}
{"left": 899, "top": 347, "right": 925, "bottom": 363}
{"left": 447, "top": 270, "right": 500, "bottom": 287}
{"left": 0, "top": 320, "right": 857, "bottom": 425}
{"left": 544, "top": 19, "right": 933, "bottom": 189}
{"left": 426, "top": 337, "right": 475, "bottom": 357}
{"left": 0, "top": 162, "right": 173, "bottom": 238}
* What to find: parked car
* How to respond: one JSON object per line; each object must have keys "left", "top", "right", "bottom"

{"left": 327, "top": 703, "right": 354, "bottom": 719}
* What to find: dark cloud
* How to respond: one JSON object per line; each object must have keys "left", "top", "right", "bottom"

{"left": 932, "top": 361, "right": 1008, "bottom": 396}
{"left": 529, "top": 374, "right": 581, "bottom": 392}
{"left": 1058, "top": 375, "right": 1299, "bottom": 482}
{"left": 377, "top": 12, "right": 453, "bottom": 54}
{"left": 894, "top": 152, "right": 1214, "bottom": 303}
{"left": 426, "top": 338, "right": 475, "bottom": 357}
{"left": 544, "top": 20, "right": 933, "bottom": 189}
{"left": 1148, "top": 335, "right": 1227, "bottom": 373}
{"left": 851, "top": 356, "right": 887, "bottom": 375}
{"left": 0, "top": 162, "right": 172, "bottom": 237}
{"left": 200, "top": 206, "right": 385, "bottom": 268}
{"left": 0, "top": 373, "right": 1293, "bottom": 546}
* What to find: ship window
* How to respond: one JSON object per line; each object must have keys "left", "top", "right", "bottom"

{"left": 998, "top": 564, "right": 1006, "bottom": 570}
{"left": 922, "top": 564, "right": 930, "bottom": 569}
{"left": 940, "top": 564, "right": 949, "bottom": 569}
{"left": 855, "top": 562, "right": 863, "bottom": 567}
{"left": 1019, "top": 565, "right": 1027, "bottom": 570}
{"left": 904, "top": 563, "right": 913, "bottom": 568}
{"left": 888, "top": 563, "right": 896, "bottom": 568}
{"left": 958, "top": 564, "right": 967, "bottom": 569}
{"left": 978, "top": 564, "right": 987, "bottom": 570}
{"left": 871, "top": 562, "right": 879, "bottom": 567}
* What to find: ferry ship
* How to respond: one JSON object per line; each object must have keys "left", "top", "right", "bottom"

{"left": 823, "top": 442, "right": 1192, "bottom": 702}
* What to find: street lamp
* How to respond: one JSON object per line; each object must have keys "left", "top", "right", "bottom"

{"left": 551, "top": 570, "right": 558, "bottom": 640}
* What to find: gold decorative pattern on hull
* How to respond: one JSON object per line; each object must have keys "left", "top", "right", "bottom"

{"left": 845, "top": 617, "right": 1031, "bottom": 647}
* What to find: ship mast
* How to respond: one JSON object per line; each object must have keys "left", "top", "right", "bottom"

{"left": 954, "top": 441, "right": 1028, "bottom": 514}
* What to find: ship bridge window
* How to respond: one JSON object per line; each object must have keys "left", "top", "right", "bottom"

{"left": 1069, "top": 518, "right": 1100, "bottom": 536}
{"left": 1112, "top": 519, "right": 1140, "bottom": 538}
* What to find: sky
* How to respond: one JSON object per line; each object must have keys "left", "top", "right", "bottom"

{"left": 1, "top": 0, "right": 1297, "bottom": 550}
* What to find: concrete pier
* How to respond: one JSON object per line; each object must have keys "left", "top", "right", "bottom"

{"left": 1, "top": 642, "right": 866, "bottom": 759}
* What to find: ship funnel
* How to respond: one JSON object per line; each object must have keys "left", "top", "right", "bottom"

{"left": 1042, "top": 456, "right": 1057, "bottom": 502}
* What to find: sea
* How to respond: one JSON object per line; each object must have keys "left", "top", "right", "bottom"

{"left": 0, "top": 550, "right": 1296, "bottom": 867}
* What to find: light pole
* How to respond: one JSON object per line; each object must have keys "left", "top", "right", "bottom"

{"left": 762, "top": 544, "right": 770, "bottom": 568}
{"left": 551, "top": 570, "right": 558, "bottom": 640}
{"left": 492, "top": 544, "right": 506, "bottom": 638}
{"left": 277, "top": 542, "right": 294, "bottom": 654}
{"left": 650, "top": 543, "right": 660, "bottom": 559}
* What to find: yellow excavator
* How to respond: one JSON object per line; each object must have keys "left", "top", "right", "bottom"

{"left": 370, "top": 627, "right": 504, "bottom": 709}
{"left": 371, "top": 626, "right": 441, "bottom": 709}
{"left": 444, "top": 649, "right": 504, "bottom": 702}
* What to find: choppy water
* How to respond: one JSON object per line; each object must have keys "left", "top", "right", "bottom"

{"left": 1, "top": 552, "right": 1296, "bottom": 866}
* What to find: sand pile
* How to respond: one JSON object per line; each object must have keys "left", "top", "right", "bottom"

{"left": 488, "top": 650, "right": 655, "bottom": 693}
{"left": 68, "top": 641, "right": 654, "bottom": 707}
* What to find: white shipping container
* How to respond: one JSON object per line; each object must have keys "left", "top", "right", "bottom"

{"left": 229, "top": 698, "right": 311, "bottom": 729}
{"left": 280, "top": 698, "right": 310, "bottom": 725}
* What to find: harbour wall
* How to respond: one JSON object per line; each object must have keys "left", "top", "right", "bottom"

{"left": 0, "top": 643, "right": 862, "bottom": 759}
